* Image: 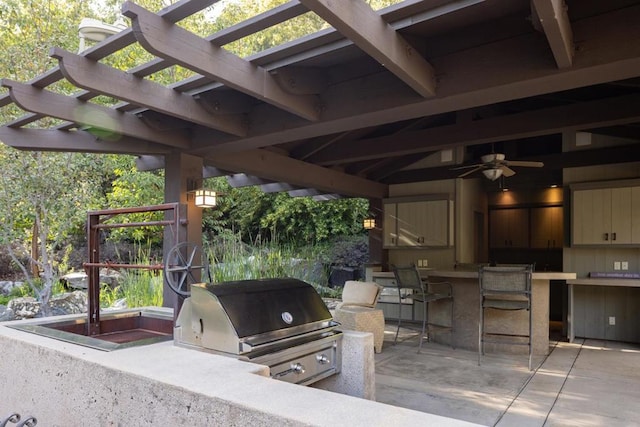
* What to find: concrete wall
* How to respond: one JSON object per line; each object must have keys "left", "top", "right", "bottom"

{"left": 0, "top": 318, "right": 478, "bottom": 427}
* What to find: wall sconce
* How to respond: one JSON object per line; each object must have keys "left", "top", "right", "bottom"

{"left": 363, "top": 217, "right": 376, "bottom": 230}
{"left": 194, "top": 189, "right": 217, "bottom": 208}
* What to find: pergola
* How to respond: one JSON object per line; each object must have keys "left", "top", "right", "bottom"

{"left": 1, "top": 0, "right": 640, "bottom": 306}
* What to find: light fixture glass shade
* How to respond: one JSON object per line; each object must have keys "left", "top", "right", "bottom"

{"left": 363, "top": 218, "right": 376, "bottom": 230}
{"left": 482, "top": 168, "right": 503, "bottom": 181}
{"left": 194, "top": 189, "right": 217, "bottom": 208}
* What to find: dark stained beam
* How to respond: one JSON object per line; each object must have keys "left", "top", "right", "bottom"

{"left": 306, "top": 94, "right": 640, "bottom": 165}
{"left": 260, "top": 182, "right": 299, "bottom": 193}
{"left": 206, "top": 149, "right": 387, "bottom": 198}
{"left": 531, "top": 0, "right": 574, "bottom": 68}
{"left": 122, "top": 1, "right": 321, "bottom": 121}
{"left": 0, "top": 0, "right": 221, "bottom": 127}
{"left": 198, "top": 6, "right": 640, "bottom": 154}
{"left": 1, "top": 79, "right": 191, "bottom": 150}
{"left": 0, "top": 128, "right": 169, "bottom": 154}
{"left": 51, "top": 48, "right": 247, "bottom": 136}
{"left": 299, "top": 0, "right": 436, "bottom": 97}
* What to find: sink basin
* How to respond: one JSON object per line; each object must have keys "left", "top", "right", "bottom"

{"left": 7, "top": 308, "right": 173, "bottom": 351}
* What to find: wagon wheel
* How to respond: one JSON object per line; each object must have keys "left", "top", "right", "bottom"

{"left": 164, "top": 242, "right": 211, "bottom": 296}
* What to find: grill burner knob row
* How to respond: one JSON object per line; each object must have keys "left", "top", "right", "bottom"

{"left": 316, "top": 354, "right": 330, "bottom": 365}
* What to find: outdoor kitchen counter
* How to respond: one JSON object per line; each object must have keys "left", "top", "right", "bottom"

{"left": 0, "top": 311, "right": 480, "bottom": 427}
{"left": 371, "top": 270, "right": 576, "bottom": 355}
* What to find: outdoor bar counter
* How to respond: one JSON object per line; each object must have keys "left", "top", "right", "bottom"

{"left": 371, "top": 269, "right": 576, "bottom": 355}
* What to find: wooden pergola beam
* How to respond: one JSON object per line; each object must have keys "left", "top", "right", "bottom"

{"left": 122, "top": 1, "right": 321, "bottom": 121}
{"left": 532, "top": 0, "right": 574, "bottom": 68}
{"left": 207, "top": 149, "right": 387, "bottom": 199}
{"left": 1, "top": 79, "right": 191, "bottom": 150}
{"left": 51, "top": 48, "right": 247, "bottom": 136}
{"left": 307, "top": 93, "right": 640, "bottom": 164}
{"left": 299, "top": 0, "right": 436, "bottom": 97}
{"left": 0, "top": 128, "right": 169, "bottom": 154}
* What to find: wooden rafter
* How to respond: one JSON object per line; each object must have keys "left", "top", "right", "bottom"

{"left": 532, "top": 0, "right": 574, "bottom": 68}
{"left": 52, "top": 48, "right": 247, "bottom": 136}
{"left": 306, "top": 94, "right": 640, "bottom": 165}
{"left": 122, "top": 1, "right": 321, "bottom": 121}
{"left": 1, "top": 80, "right": 191, "bottom": 150}
{"left": 0, "top": 128, "right": 169, "bottom": 154}
{"left": 198, "top": 5, "right": 640, "bottom": 155}
{"left": 299, "top": 0, "right": 436, "bottom": 97}
{"left": 207, "top": 149, "right": 387, "bottom": 198}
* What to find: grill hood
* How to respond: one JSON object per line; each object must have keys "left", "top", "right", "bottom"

{"left": 175, "top": 278, "right": 338, "bottom": 357}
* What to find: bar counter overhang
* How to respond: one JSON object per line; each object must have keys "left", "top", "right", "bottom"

{"left": 372, "top": 270, "right": 576, "bottom": 355}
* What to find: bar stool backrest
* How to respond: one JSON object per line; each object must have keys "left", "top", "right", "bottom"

{"left": 479, "top": 265, "right": 532, "bottom": 295}
{"left": 391, "top": 264, "right": 425, "bottom": 292}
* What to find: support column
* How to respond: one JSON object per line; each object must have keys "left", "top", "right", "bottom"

{"left": 367, "top": 198, "right": 386, "bottom": 266}
{"left": 163, "top": 152, "right": 204, "bottom": 314}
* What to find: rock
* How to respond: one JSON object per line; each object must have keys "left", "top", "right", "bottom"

{"left": 8, "top": 297, "right": 41, "bottom": 319}
{"left": 48, "top": 291, "right": 88, "bottom": 316}
{"left": 61, "top": 269, "right": 124, "bottom": 290}
{"left": 0, "top": 281, "right": 22, "bottom": 296}
{"left": 0, "top": 305, "right": 15, "bottom": 321}
{"left": 60, "top": 272, "right": 88, "bottom": 289}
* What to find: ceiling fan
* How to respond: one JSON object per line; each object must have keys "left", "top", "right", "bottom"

{"left": 452, "top": 153, "right": 544, "bottom": 181}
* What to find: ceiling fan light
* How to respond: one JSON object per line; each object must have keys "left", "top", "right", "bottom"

{"left": 482, "top": 168, "right": 503, "bottom": 181}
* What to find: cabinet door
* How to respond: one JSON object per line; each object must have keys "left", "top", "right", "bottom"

{"left": 610, "top": 187, "right": 632, "bottom": 244}
{"left": 573, "top": 189, "right": 611, "bottom": 245}
{"left": 490, "top": 208, "right": 529, "bottom": 248}
{"left": 633, "top": 187, "right": 640, "bottom": 244}
{"left": 531, "top": 206, "right": 563, "bottom": 249}
{"left": 396, "top": 200, "right": 450, "bottom": 247}
{"left": 383, "top": 203, "right": 398, "bottom": 247}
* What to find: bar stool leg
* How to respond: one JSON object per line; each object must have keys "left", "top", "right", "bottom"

{"left": 394, "top": 287, "right": 402, "bottom": 345}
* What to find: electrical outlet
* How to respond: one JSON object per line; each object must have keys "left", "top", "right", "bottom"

{"left": 417, "top": 259, "right": 423, "bottom": 268}
{"left": 422, "top": 259, "right": 428, "bottom": 268}
{"left": 622, "top": 261, "right": 629, "bottom": 270}
{"left": 609, "top": 316, "right": 616, "bottom": 326}
{"left": 614, "top": 261, "right": 621, "bottom": 270}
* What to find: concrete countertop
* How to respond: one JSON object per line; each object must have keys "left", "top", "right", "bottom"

{"left": 372, "top": 270, "right": 576, "bottom": 281}
{"left": 567, "top": 278, "right": 640, "bottom": 287}
{"left": 0, "top": 310, "right": 480, "bottom": 427}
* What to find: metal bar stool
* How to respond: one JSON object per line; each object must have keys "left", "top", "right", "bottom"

{"left": 392, "top": 264, "right": 454, "bottom": 353}
{"left": 478, "top": 264, "right": 533, "bottom": 370}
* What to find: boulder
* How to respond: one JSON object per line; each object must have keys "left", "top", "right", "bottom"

{"left": 0, "top": 305, "right": 15, "bottom": 321}
{"left": 48, "top": 291, "right": 88, "bottom": 316}
{"left": 61, "top": 269, "right": 123, "bottom": 290}
{"left": 0, "top": 281, "right": 22, "bottom": 296}
{"left": 8, "top": 297, "right": 41, "bottom": 319}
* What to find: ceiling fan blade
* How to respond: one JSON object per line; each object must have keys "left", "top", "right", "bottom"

{"left": 458, "top": 167, "right": 483, "bottom": 178}
{"left": 505, "top": 160, "right": 544, "bottom": 168}
{"left": 450, "top": 163, "right": 483, "bottom": 170}
{"left": 500, "top": 165, "right": 516, "bottom": 177}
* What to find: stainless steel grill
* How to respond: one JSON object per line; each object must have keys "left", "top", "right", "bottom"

{"left": 174, "top": 278, "right": 342, "bottom": 385}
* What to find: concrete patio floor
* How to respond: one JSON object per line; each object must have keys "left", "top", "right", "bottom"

{"left": 375, "top": 324, "right": 640, "bottom": 426}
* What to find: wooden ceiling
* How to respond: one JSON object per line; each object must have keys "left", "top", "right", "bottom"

{"left": 1, "top": 0, "right": 640, "bottom": 199}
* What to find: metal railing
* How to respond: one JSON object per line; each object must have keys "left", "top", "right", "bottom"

{"left": 0, "top": 412, "right": 37, "bottom": 427}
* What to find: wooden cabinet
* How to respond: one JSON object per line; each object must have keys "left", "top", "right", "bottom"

{"left": 530, "top": 206, "right": 563, "bottom": 249}
{"left": 383, "top": 197, "right": 453, "bottom": 248}
{"left": 489, "top": 208, "right": 529, "bottom": 248}
{"left": 572, "top": 186, "right": 637, "bottom": 245}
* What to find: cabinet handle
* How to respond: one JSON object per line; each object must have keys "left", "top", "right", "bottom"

{"left": 612, "top": 232, "right": 617, "bottom": 241}
{"left": 604, "top": 233, "right": 609, "bottom": 241}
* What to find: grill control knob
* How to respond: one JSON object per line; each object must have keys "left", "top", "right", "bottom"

{"left": 316, "top": 354, "right": 330, "bottom": 365}
{"left": 291, "top": 363, "right": 305, "bottom": 374}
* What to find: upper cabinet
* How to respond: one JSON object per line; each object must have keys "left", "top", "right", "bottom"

{"left": 572, "top": 181, "right": 640, "bottom": 246}
{"left": 489, "top": 208, "right": 529, "bottom": 248}
{"left": 383, "top": 196, "right": 454, "bottom": 248}
{"left": 530, "top": 206, "right": 563, "bottom": 249}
